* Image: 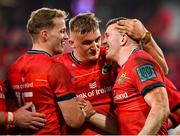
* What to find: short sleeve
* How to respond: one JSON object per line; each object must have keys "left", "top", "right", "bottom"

{"left": 131, "top": 54, "right": 165, "bottom": 96}
{"left": 48, "top": 62, "right": 76, "bottom": 102}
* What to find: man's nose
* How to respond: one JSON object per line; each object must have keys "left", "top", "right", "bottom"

{"left": 102, "top": 38, "right": 107, "bottom": 44}
{"left": 64, "top": 32, "right": 69, "bottom": 40}
{"left": 91, "top": 42, "right": 99, "bottom": 50}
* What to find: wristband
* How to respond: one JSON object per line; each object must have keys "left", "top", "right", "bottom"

{"left": 86, "top": 109, "right": 96, "bottom": 120}
{"left": 7, "top": 112, "right": 15, "bottom": 128}
{"left": 8, "top": 112, "right": 13, "bottom": 125}
{"left": 81, "top": 108, "right": 87, "bottom": 118}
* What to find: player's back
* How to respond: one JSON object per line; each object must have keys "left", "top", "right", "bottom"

{"left": 7, "top": 50, "right": 62, "bottom": 135}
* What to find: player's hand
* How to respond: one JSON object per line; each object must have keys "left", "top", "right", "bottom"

{"left": 14, "top": 102, "right": 46, "bottom": 130}
{"left": 76, "top": 97, "right": 96, "bottom": 119}
{"left": 75, "top": 97, "right": 87, "bottom": 109}
{"left": 116, "top": 19, "right": 147, "bottom": 41}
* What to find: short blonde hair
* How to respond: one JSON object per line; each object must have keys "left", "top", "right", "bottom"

{"left": 69, "top": 13, "right": 100, "bottom": 34}
{"left": 27, "top": 7, "right": 68, "bottom": 40}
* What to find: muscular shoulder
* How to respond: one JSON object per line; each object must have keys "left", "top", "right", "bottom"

{"left": 130, "top": 50, "right": 158, "bottom": 67}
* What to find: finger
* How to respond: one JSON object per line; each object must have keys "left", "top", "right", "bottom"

{"left": 115, "top": 25, "right": 126, "bottom": 30}
{"left": 118, "top": 29, "right": 126, "bottom": 34}
{"left": 79, "top": 105, "right": 85, "bottom": 109}
{"left": 28, "top": 125, "right": 39, "bottom": 130}
{"left": 76, "top": 97, "right": 86, "bottom": 103}
{"left": 32, "top": 112, "right": 46, "bottom": 118}
{"left": 78, "top": 102, "right": 85, "bottom": 108}
{"left": 117, "top": 20, "right": 126, "bottom": 26}
{"left": 32, "top": 117, "right": 47, "bottom": 123}
{"left": 21, "top": 102, "right": 33, "bottom": 109}
{"left": 31, "top": 120, "right": 45, "bottom": 127}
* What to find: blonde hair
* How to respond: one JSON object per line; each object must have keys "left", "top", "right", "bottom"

{"left": 69, "top": 12, "right": 100, "bottom": 34}
{"left": 27, "top": 7, "right": 68, "bottom": 40}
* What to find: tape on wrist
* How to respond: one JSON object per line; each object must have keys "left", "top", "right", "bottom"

{"left": 81, "top": 108, "right": 87, "bottom": 118}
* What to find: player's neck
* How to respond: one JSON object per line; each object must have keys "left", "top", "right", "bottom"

{"left": 118, "top": 45, "right": 138, "bottom": 67}
{"left": 73, "top": 50, "right": 87, "bottom": 62}
{"left": 32, "top": 43, "right": 53, "bottom": 56}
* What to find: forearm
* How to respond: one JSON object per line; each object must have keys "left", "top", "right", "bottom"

{"left": 88, "top": 112, "right": 118, "bottom": 134}
{"left": 138, "top": 107, "right": 169, "bottom": 135}
{"left": 0, "top": 112, "right": 5, "bottom": 126}
{"left": 143, "top": 37, "right": 168, "bottom": 75}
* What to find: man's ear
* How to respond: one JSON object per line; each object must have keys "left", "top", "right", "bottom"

{"left": 69, "top": 39, "right": 75, "bottom": 48}
{"left": 120, "top": 34, "right": 128, "bottom": 46}
{"left": 40, "top": 30, "right": 48, "bottom": 42}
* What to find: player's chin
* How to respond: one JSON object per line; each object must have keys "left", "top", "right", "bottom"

{"left": 54, "top": 48, "right": 64, "bottom": 55}
{"left": 89, "top": 54, "right": 99, "bottom": 60}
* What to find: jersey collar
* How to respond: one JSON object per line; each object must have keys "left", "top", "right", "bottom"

{"left": 27, "top": 50, "right": 52, "bottom": 57}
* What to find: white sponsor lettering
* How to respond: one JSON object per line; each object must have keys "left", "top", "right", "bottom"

{"left": 12, "top": 82, "right": 33, "bottom": 90}
{"left": 114, "top": 92, "right": 128, "bottom": 101}
{"left": 77, "top": 86, "right": 112, "bottom": 98}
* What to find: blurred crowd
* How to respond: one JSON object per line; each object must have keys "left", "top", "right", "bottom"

{"left": 0, "top": 0, "right": 180, "bottom": 88}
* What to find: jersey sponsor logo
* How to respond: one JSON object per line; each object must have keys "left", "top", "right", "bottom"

{"left": 102, "top": 63, "right": 112, "bottom": 74}
{"left": 12, "top": 82, "right": 33, "bottom": 90}
{"left": 114, "top": 92, "right": 128, "bottom": 102}
{"left": 118, "top": 72, "right": 126, "bottom": 84}
{"left": 136, "top": 64, "right": 156, "bottom": 82}
{"left": 77, "top": 86, "right": 112, "bottom": 99}
{"left": 89, "top": 82, "right": 97, "bottom": 89}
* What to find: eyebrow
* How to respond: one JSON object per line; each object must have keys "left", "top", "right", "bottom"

{"left": 82, "top": 36, "right": 101, "bottom": 45}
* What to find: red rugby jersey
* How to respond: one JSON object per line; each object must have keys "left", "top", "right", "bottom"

{"left": 0, "top": 79, "right": 7, "bottom": 134}
{"left": 113, "top": 49, "right": 167, "bottom": 135}
{"left": 165, "top": 77, "right": 180, "bottom": 112}
{"left": 54, "top": 47, "right": 117, "bottom": 135}
{"left": 0, "top": 79, "right": 6, "bottom": 111}
{"left": 7, "top": 50, "right": 75, "bottom": 135}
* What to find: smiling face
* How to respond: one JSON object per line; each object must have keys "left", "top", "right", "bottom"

{"left": 103, "top": 23, "right": 124, "bottom": 60}
{"left": 47, "top": 17, "right": 68, "bottom": 55}
{"left": 71, "top": 29, "right": 101, "bottom": 61}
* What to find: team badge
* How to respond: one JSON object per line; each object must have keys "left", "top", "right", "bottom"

{"left": 102, "top": 64, "right": 112, "bottom": 74}
{"left": 118, "top": 72, "right": 126, "bottom": 84}
{"left": 136, "top": 64, "right": 156, "bottom": 82}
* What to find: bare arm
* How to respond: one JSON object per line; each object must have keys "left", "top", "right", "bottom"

{"left": 138, "top": 87, "right": 170, "bottom": 135}
{"left": 58, "top": 97, "right": 85, "bottom": 128}
{"left": 0, "top": 102, "right": 46, "bottom": 130}
{"left": 116, "top": 19, "right": 169, "bottom": 74}
{"left": 77, "top": 97, "right": 118, "bottom": 134}
{"left": 87, "top": 112, "right": 118, "bottom": 134}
